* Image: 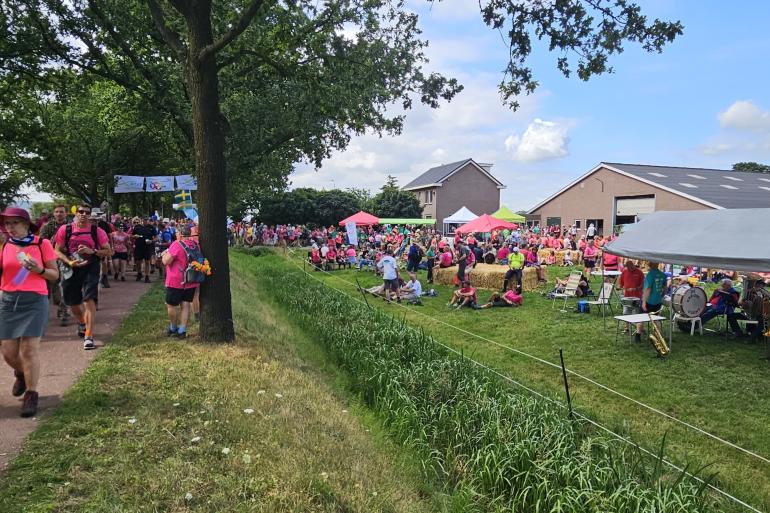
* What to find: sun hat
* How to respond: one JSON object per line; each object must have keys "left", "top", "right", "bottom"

{"left": 0, "top": 207, "right": 38, "bottom": 234}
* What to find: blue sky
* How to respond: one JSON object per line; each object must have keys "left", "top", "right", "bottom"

{"left": 291, "top": 0, "right": 770, "bottom": 212}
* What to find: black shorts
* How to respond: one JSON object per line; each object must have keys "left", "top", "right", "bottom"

{"left": 491, "top": 299, "right": 512, "bottom": 307}
{"left": 113, "top": 252, "right": 128, "bottom": 261}
{"left": 643, "top": 303, "right": 662, "bottom": 314}
{"left": 383, "top": 279, "right": 399, "bottom": 291}
{"left": 134, "top": 245, "right": 154, "bottom": 261}
{"left": 165, "top": 287, "right": 196, "bottom": 306}
{"left": 62, "top": 260, "right": 100, "bottom": 306}
{"left": 584, "top": 259, "right": 596, "bottom": 269}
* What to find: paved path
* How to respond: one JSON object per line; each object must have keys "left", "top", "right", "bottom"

{"left": 0, "top": 271, "right": 152, "bottom": 470}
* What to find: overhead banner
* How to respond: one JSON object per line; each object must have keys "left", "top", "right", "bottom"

{"left": 114, "top": 175, "right": 145, "bottom": 193}
{"left": 175, "top": 174, "right": 197, "bottom": 190}
{"left": 145, "top": 176, "right": 175, "bottom": 192}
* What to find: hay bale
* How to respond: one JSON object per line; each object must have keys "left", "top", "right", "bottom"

{"left": 537, "top": 249, "right": 582, "bottom": 265}
{"left": 434, "top": 263, "right": 543, "bottom": 291}
{"left": 434, "top": 265, "right": 461, "bottom": 287}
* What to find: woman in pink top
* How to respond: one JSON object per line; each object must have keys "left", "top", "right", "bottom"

{"left": 110, "top": 223, "right": 130, "bottom": 281}
{"left": 161, "top": 224, "right": 199, "bottom": 339}
{"left": 0, "top": 207, "right": 60, "bottom": 417}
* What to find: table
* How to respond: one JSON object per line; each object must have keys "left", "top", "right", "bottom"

{"left": 614, "top": 313, "right": 667, "bottom": 347}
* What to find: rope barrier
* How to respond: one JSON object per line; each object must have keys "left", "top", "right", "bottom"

{"left": 285, "top": 249, "right": 770, "bottom": 466}
{"left": 278, "top": 249, "right": 763, "bottom": 513}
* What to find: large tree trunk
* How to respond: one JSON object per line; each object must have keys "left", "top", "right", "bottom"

{"left": 185, "top": 2, "right": 235, "bottom": 342}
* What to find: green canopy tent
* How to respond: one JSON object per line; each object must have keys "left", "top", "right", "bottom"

{"left": 492, "top": 205, "right": 525, "bottom": 223}
{"left": 378, "top": 218, "right": 436, "bottom": 225}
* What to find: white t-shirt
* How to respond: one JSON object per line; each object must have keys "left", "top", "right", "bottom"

{"left": 405, "top": 279, "right": 422, "bottom": 297}
{"left": 378, "top": 255, "right": 397, "bottom": 280}
{"left": 321, "top": 245, "right": 329, "bottom": 257}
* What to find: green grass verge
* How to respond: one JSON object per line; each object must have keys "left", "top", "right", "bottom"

{"left": 0, "top": 258, "right": 447, "bottom": 512}
{"left": 279, "top": 247, "right": 770, "bottom": 513}
{"left": 244, "top": 251, "right": 721, "bottom": 512}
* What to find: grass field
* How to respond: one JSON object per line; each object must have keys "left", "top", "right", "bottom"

{"left": 277, "top": 247, "right": 770, "bottom": 512}
{"left": 0, "top": 258, "right": 451, "bottom": 512}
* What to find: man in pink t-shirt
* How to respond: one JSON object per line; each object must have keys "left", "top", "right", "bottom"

{"left": 53, "top": 203, "right": 112, "bottom": 350}
{"left": 161, "top": 224, "right": 200, "bottom": 339}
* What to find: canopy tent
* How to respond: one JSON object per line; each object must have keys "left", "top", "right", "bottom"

{"left": 442, "top": 206, "right": 477, "bottom": 234}
{"left": 338, "top": 211, "right": 379, "bottom": 226}
{"left": 378, "top": 218, "right": 436, "bottom": 225}
{"left": 603, "top": 208, "right": 770, "bottom": 272}
{"left": 492, "top": 205, "right": 525, "bottom": 223}
{"left": 455, "top": 214, "right": 517, "bottom": 234}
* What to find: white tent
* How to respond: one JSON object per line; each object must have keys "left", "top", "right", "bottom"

{"left": 603, "top": 208, "right": 770, "bottom": 272}
{"left": 442, "top": 206, "right": 477, "bottom": 235}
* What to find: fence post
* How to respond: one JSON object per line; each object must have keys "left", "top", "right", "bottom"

{"left": 559, "top": 348, "right": 573, "bottom": 419}
{"left": 355, "top": 277, "right": 371, "bottom": 310}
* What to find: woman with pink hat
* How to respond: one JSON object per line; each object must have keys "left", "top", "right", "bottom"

{"left": 0, "top": 207, "right": 60, "bottom": 417}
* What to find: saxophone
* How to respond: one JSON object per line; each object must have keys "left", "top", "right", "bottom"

{"left": 648, "top": 311, "right": 670, "bottom": 357}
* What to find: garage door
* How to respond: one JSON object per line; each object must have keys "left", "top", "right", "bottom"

{"left": 616, "top": 196, "right": 655, "bottom": 216}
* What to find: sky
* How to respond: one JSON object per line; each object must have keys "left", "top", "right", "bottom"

{"left": 289, "top": 0, "right": 770, "bottom": 212}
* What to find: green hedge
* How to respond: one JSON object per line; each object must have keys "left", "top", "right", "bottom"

{"left": 250, "top": 253, "right": 720, "bottom": 512}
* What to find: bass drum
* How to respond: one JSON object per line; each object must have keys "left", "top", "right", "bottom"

{"left": 672, "top": 284, "right": 707, "bottom": 318}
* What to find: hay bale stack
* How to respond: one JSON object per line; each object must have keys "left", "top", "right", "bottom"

{"left": 537, "top": 249, "right": 582, "bottom": 265}
{"left": 433, "top": 263, "right": 543, "bottom": 292}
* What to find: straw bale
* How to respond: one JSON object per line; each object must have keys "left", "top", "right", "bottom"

{"left": 433, "top": 263, "right": 544, "bottom": 291}
{"left": 537, "top": 249, "right": 582, "bottom": 265}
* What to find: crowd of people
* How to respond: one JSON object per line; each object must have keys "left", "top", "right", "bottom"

{"left": 0, "top": 204, "right": 203, "bottom": 417}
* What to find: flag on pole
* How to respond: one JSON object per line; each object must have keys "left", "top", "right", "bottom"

{"left": 175, "top": 189, "right": 193, "bottom": 205}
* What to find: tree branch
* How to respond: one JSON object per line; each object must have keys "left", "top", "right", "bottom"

{"left": 200, "top": 0, "right": 268, "bottom": 61}
{"left": 145, "top": 0, "right": 187, "bottom": 60}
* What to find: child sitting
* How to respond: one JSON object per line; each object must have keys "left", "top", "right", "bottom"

{"left": 563, "top": 250, "right": 574, "bottom": 266}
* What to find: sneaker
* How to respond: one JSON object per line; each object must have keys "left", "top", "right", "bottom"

{"left": 167, "top": 327, "right": 177, "bottom": 337}
{"left": 77, "top": 323, "right": 86, "bottom": 338}
{"left": 20, "top": 390, "right": 38, "bottom": 418}
{"left": 12, "top": 370, "right": 26, "bottom": 397}
{"left": 175, "top": 331, "right": 187, "bottom": 340}
{"left": 83, "top": 337, "right": 95, "bottom": 350}
{"left": 102, "top": 278, "right": 110, "bottom": 288}
{"left": 136, "top": 273, "right": 142, "bottom": 281}
{"left": 120, "top": 276, "right": 126, "bottom": 282}
{"left": 144, "top": 276, "right": 150, "bottom": 283}
{"left": 114, "top": 272, "right": 119, "bottom": 280}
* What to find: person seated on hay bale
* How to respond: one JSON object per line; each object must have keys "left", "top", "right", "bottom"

{"left": 502, "top": 246, "right": 525, "bottom": 292}
{"left": 447, "top": 279, "right": 477, "bottom": 309}
{"left": 357, "top": 247, "right": 375, "bottom": 271}
{"left": 399, "top": 272, "right": 423, "bottom": 305}
{"left": 439, "top": 246, "right": 453, "bottom": 268}
{"left": 563, "top": 250, "right": 574, "bottom": 266}
{"left": 543, "top": 250, "right": 557, "bottom": 265}
{"left": 324, "top": 245, "right": 337, "bottom": 271}
{"left": 479, "top": 287, "right": 523, "bottom": 309}
{"left": 496, "top": 244, "right": 510, "bottom": 265}
{"left": 309, "top": 245, "right": 323, "bottom": 271}
{"left": 523, "top": 245, "right": 547, "bottom": 283}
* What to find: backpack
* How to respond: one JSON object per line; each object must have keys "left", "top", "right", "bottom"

{"left": 64, "top": 224, "right": 98, "bottom": 257}
{"left": 180, "top": 240, "right": 208, "bottom": 285}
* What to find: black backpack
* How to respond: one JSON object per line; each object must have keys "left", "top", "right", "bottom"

{"left": 180, "top": 240, "right": 207, "bottom": 285}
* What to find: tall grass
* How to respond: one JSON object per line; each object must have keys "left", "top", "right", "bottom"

{"left": 248, "top": 253, "right": 721, "bottom": 512}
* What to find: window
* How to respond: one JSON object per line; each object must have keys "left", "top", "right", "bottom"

{"left": 423, "top": 189, "right": 434, "bottom": 204}
{"left": 573, "top": 220, "right": 581, "bottom": 229}
{"left": 546, "top": 217, "right": 561, "bottom": 227}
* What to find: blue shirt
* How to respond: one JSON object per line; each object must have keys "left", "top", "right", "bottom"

{"left": 644, "top": 268, "right": 667, "bottom": 305}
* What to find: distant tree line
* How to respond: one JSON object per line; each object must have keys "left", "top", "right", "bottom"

{"left": 733, "top": 162, "right": 770, "bottom": 174}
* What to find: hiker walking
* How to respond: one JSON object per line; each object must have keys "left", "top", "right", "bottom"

{"left": 0, "top": 207, "right": 60, "bottom": 417}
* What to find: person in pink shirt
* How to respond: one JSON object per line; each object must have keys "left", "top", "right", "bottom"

{"left": 583, "top": 239, "right": 598, "bottom": 275}
{"left": 0, "top": 207, "right": 60, "bottom": 417}
{"left": 110, "top": 223, "right": 131, "bottom": 281}
{"left": 479, "top": 287, "right": 523, "bottom": 308}
{"left": 53, "top": 203, "right": 112, "bottom": 350}
{"left": 161, "top": 224, "right": 200, "bottom": 339}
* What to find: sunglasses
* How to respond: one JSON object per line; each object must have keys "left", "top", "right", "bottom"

{"left": 77, "top": 210, "right": 91, "bottom": 214}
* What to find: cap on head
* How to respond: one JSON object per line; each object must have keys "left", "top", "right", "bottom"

{"left": 0, "top": 207, "right": 37, "bottom": 234}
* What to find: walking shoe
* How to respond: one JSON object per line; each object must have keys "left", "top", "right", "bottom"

{"left": 77, "top": 323, "right": 87, "bottom": 338}
{"left": 83, "top": 337, "right": 95, "bottom": 350}
{"left": 12, "top": 370, "right": 26, "bottom": 397}
{"left": 20, "top": 390, "right": 38, "bottom": 418}
{"left": 114, "top": 272, "right": 119, "bottom": 280}
{"left": 120, "top": 276, "right": 125, "bottom": 282}
{"left": 102, "top": 276, "right": 111, "bottom": 288}
{"left": 136, "top": 273, "right": 143, "bottom": 281}
{"left": 167, "top": 327, "right": 177, "bottom": 337}
{"left": 144, "top": 276, "right": 150, "bottom": 283}
{"left": 175, "top": 331, "right": 187, "bottom": 340}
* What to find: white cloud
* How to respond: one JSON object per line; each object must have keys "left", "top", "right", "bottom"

{"left": 718, "top": 100, "right": 770, "bottom": 133}
{"left": 505, "top": 118, "right": 571, "bottom": 162}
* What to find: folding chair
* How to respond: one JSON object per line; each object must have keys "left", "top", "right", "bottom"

{"left": 552, "top": 272, "right": 582, "bottom": 312}
{"left": 587, "top": 282, "right": 615, "bottom": 329}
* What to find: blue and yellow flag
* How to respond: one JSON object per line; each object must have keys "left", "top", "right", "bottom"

{"left": 175, "top": 189, "right": 193, "bottom": 206}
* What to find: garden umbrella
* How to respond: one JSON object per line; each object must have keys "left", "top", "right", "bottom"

{"left": 455, "top": 214, "right": 517, "bottom": 234}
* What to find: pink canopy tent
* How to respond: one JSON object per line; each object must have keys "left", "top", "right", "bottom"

{"left": 338, "top": 211, "right": 379, "bottom": 226}
{"left": 455, "top": 214, "right": 517, "bottom": 234}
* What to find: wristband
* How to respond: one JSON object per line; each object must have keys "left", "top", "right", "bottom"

{"left": 37, "top": 267, "right": 46, "bottom": 275}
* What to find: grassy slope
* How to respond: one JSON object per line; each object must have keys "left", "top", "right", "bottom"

{"left": 280, "top": 248, "right": 770, "bottom": 512}
{"left": 0, "top": 258, "right": 446, "bottom": 512}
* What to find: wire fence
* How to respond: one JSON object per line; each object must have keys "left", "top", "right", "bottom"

{"left": 278, "top": 247, "right": 765, "bottom": 513}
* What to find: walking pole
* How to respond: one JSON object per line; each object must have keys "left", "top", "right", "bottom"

{"left": 559, "top": 349, "right": 573, "bottom": 419}
{"left": 355, "top": 277, "right": 371, "bottom": 310}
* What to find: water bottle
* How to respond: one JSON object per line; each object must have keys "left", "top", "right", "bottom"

{"left": 12, "top": 252, "right": 32, "bottom": 286}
